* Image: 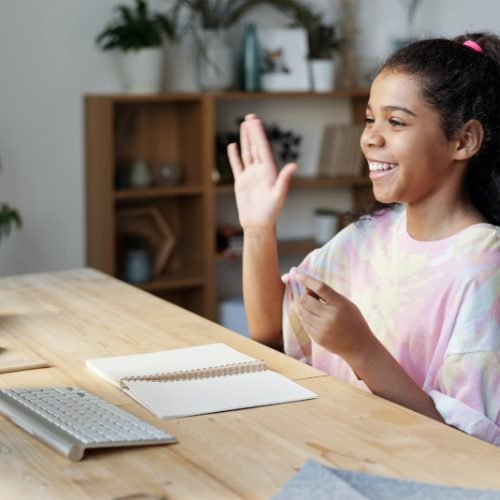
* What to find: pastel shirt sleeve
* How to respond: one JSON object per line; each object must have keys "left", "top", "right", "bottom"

{"left": 429, "top": 352, "right": 500, "bottom": 445}
{"left": 428, "top": 271, "right": 500, "bottom": 445}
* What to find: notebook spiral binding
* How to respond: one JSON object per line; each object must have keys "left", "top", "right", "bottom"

{"left": 121, "top": 360, "right": 267, "bottom": 385}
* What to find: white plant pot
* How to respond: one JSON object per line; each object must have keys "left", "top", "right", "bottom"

{"left": 118, "top": 48, "right": 163, "bottom": 94}
{"left": 196, "top": 29, "right": 235, "bottom": 91}
{"left": 310, "top": 59, "right": 336, "bottom": 92}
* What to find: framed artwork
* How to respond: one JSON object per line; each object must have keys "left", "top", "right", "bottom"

{"left": 258, "top": 28, "right": 310, "bottom": 92}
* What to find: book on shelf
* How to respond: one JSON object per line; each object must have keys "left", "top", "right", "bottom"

{"left": 86, "top": 343, "right": 317, "bottom": 419}
{"left": 317, "top": 123, "right": 365, "bottom": 177}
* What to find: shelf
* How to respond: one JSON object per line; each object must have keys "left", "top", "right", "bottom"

{"left": 217, "top": 238, "right": 320, "bottom": 261}
{"left": 136, "top": 275, "right": 206, "bottom": 292}
{"left": 86, "top": 90, "right": 371, "bottom": 321}
{"left": 87, "top": 89, "right": 369, "bottom": 103}
{"left": 215, "top": 175, "right": 371, "bottom": 194}
{"left": 115, "top": 185, "right": 204, "bottom": 201}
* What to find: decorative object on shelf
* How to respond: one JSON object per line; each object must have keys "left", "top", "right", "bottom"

{"left": 152, "top": 161, "right": 185, "bottom": 186}
{"left": 258, "top": 28, "right": 309, "bottom": 92}
{"left": 196, "top": 28, "right": 234, "bottom": 91}
{"left": 129, "top": 159, "right": 153, "bottom": 188}
{"left": 242, "top": 23, "right": 261, "bottom": 92}
{"left": 313, "top": 208, "right": 339, "bottom": 244}
{"left": 316, "top": 123, "right": 365, "bottom": 177}
{"left": 95, "top": 0, "right": 180, "bottom": 93}
{"left": 270, "top": 0, "right": 342, "bottom": 92}
{"left": 0, "top": 157, "right": 22, "bottom": 244}
{"left": 118, "top": 207, "right": 177, "bottom": 279}
{"left": 266, "top": 122, "right": 302, "bottom": 164}
{"left": 123, "top": 236, "right": 153, "bottom": 284}
{"left": 307, "top": 23, "right": 342, "bottom": 91}
{"left": 214, "top": 118, "right": 302, "bottom": 184}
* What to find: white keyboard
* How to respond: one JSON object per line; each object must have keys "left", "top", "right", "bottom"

{"left": 0, "top": 387, "right": 176, "bottom": 461}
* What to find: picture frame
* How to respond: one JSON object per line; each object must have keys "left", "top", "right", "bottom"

{"left": 258, "top": 28, "right": 310, "bottom": 92}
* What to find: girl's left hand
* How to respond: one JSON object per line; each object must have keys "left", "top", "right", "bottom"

{"left": 296, "top": 274, "right": 376, "bottom": 363}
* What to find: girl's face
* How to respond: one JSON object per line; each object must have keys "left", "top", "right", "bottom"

{"left": 360, "top": 70, "right": 461, "bottom": 207}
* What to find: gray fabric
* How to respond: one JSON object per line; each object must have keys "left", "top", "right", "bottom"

{"left": 272, "top": 460, "right": 500, "bottom": 499}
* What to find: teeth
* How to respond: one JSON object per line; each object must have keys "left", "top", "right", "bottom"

{"left": 368, "top": 161, "right": 397, "bottom": 171}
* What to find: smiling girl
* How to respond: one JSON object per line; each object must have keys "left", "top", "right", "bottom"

{"left": 227, "top": 33, "right": 500, "bottom": 445}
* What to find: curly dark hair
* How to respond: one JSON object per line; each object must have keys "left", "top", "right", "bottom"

{"left": 353, "top": 32, "right": 500, "bottom": 226}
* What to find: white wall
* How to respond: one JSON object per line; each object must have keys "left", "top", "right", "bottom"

{"left": 0, "top": 0, "right": 498, "bottom": 276}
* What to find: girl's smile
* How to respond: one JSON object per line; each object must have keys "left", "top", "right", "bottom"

{"left": 367, "top": 161, "right": 399, "bottom": 180}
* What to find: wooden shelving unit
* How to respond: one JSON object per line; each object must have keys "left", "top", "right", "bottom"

{"left": 85, "top": 90, "right": 370, "bottom": 321}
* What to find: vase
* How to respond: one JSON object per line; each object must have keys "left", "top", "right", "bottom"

{"left": 242, "top": 23, "right": 261, "bottom": 92}
{"left": 129, "top": 160, "right": 153, "bottom": 188}
{"left": 124, "top": 249, "right": 152, "bottom": 284}
{"left": 196, "top": 29, "right": 235, "bottom": 91}
{"left": 118, "top": 47, "right": 163, "bottom": 94}
{"left": 309, "top": 59, "right": 336, "bottom": 92}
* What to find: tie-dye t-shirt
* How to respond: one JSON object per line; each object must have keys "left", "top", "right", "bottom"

{"left": 282, "top": 205, "right": 500, "bottom": 445}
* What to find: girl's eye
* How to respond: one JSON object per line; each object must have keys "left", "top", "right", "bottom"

{"left": 363, "top": 117, "right": 374, "bottom": 124}
{"left": 389, "top": 118, "right": 405, "bottom": 127}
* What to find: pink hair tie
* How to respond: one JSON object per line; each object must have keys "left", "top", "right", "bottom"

{"left": 463, "top": 40, "right": 483, "bottom": 54}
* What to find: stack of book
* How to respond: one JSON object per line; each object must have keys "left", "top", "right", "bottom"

{"left": 316, "top": 124, "right": 366, "bottom": 177}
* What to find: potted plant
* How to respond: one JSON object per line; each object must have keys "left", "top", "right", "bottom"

{"left": 270, "top": 0, "right": 342, "bottom": 91}
{"left": 0, "top": 204, "right": 22, "bottom": 243}
{"left": 95, "top": 0, "right": 180, "bottom": 93}
{"left": 307, "top": 22, "right": 342, "bottom": 92}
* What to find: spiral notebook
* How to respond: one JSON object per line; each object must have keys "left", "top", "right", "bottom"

{"left": 86, "top": 343, "right": 317, "bottom": 419}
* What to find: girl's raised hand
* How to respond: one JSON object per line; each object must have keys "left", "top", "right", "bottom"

{"left": 296, "top": 274, "right": 377, "bottom": 364}
{"left": 227, "top": 114, "right": 298, "bottom": 231}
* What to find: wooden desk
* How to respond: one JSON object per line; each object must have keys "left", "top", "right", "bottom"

{"left": 0, "top": 268, "right": 499, "bottom": 499}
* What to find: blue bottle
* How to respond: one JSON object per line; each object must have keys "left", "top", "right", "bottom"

{"left": 243, "top": 23, "right": 261, "bottom": 92}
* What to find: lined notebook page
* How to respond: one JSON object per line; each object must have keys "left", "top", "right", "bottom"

{"left": 123, "top": 371, "right": 318, "bottom": 419}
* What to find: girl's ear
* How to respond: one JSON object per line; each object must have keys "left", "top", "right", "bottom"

{"left": 453, "top": 119, "right": 484, "bottom": 160}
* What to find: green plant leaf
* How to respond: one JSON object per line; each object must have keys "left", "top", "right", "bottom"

{"left": 0, "top": 204, "right": 22, "bottom": 243}
{"left": 96, "top": 0, "right": 179, "bottom": 51}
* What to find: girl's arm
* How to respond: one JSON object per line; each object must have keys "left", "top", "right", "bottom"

{"left": 297, "top": 274, "right": 444, "bottom": 421}
{"left": 227, "top": 115, "right": 297, "bottom": 348}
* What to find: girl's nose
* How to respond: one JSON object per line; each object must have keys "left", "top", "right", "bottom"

{"left": 361, "top": 126, "right": 385, "bottom": 149}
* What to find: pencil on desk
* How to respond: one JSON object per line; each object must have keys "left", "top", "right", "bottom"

{"left": 0, "top": 359, "right": 50, "bottom": 374}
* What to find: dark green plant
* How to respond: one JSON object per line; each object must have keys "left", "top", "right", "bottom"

{"left": 307, "top": 23, "right": 341, "bottom": 59}
{"left": 0, "top": 204, "right": 22, "bottom": 243}
{"left": 267, "top": 0, "right": 342, "bottom": 59}
{"left": 96, "top": 0, "right": 179, "bottom": 51}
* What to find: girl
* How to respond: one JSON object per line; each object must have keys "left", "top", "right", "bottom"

{"left": 227, "top": 33, "right": 500, "bottom": 445}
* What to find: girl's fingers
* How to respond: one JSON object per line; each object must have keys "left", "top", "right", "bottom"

{"left": 296, "top": 273, "right": 335, "bottom": 304}
{"left": 240, "top": 121, "right": 253, "bottom": 167}
{"left": 227, "top": 143, "right": 243, "bottom": 178}
{"left": 245, "top": 114, "right": 275, "bottom": 166}
{"left": 251, "top": 143, "right": 262, "bottom": 164}
{"left": 254, "top": 120, "right": 275, "bottom": 165}
{"left": 275, "top": 162, "right": 298, "bottom": 194}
